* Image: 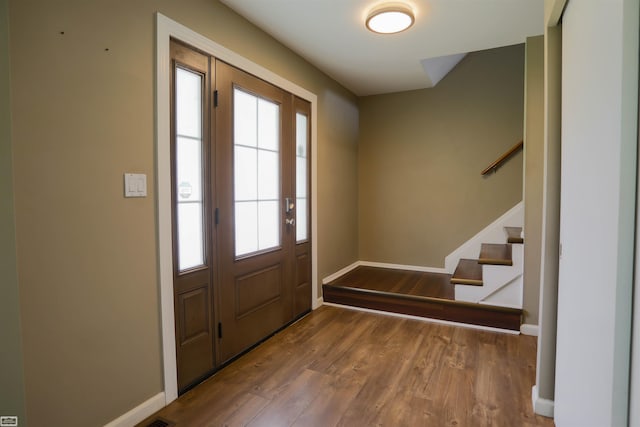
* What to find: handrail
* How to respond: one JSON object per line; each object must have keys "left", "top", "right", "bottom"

{"left": 481, "top": 140, "right": 524, "bottom": 175}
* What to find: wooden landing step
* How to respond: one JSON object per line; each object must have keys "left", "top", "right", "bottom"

{"left": 478, "top": 243, "right": 513, "bottom": 266}
{"left": 451, "top": 259, "right": 483, "bottom": 286}
{"left": 505, "top": 226, "right": 524, "bottom": 244}
{"left": 322, "top": 284, "right": 522, "bottom": 331}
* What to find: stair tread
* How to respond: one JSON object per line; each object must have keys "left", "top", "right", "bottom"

{"left": 451, "top": 259, "right": 483, "bottom": 286}
{"left": 505, "top": 226, "right": 524, "bottom": 244}
{"left": 478, "top": 243, "right": 513, "bottom": 266}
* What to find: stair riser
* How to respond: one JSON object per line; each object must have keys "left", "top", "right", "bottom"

{"left": 323, "top": 285, "right": 522, "bottom": 331}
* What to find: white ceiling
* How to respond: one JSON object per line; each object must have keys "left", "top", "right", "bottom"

{"left": 220, "top": 0, "right": 544, "bottom": 96}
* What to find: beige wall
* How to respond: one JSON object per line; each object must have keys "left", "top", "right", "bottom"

{"left": 523, "top": 36, "right": 544, "bottom": 325}
{"left": 0, "top": 0, "right": 26, "bottom": 423}
{"left": 358, "top": 45, "right": 524, "bottom": 267}
{"left": 8, "top": 1, "right": 358, "bottom": 425}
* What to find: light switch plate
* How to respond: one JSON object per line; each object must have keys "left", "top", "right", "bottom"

{"left": 124, "top": 173, "right": 147, "bottom": 198}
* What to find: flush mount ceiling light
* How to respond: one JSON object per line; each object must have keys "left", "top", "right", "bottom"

{"left": 366, "top": 3, "right": 415, "bottom": 34}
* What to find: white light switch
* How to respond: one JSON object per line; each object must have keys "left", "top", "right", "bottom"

{"left": 124, "top": 173, "right": 147, "bottom": 198}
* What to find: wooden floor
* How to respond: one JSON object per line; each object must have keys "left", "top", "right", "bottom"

{"left": 326, "top": 266, "right": 455, "bottom": 300}
{"left": 139, "top": 306, "right": 554, "bottom": 427}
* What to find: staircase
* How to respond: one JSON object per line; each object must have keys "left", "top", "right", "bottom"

{"left": 322, "top": 204, "right": 525, "bottom": 332}
{"left": 451, "top": 227, "right": 524, "bottom": 309}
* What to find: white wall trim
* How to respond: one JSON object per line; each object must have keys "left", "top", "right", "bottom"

{"left": 532, "top": 385, "right": 555, "bottom": 418}
{"left": 104, "top": 392, "right": 165, "bottom": 427}
{"left": 358, "top": 260, "right": 448, "bottom": 274}
{"left": 321, "top": 262, "right": 360, "bottom": 284}
{"left": 156, "top": 13, "right": 319, "bottom": 405}
{"left": 314, "top": 297, "right": 324, "bottom": 309}
{"left": 322, "top": 302, "right": 519, "bottom": 335}
{"left": 520, "top": 323, "right": 539, "bottom": 336}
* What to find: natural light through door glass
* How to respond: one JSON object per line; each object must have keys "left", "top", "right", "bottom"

{"left": 296, "top": 112, "right": 308, "bottom": 242}
{"left": 175, "top": 68, "right": 205, "bottom": 271}
{"left": 234, "top": 88, "right": 281, "bottom": 256}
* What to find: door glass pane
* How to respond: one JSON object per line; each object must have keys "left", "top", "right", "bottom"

{"left": 234, "top": 90, "right": 257, "bottom": 147}
{"left": 296, "top": 113, "right": 307, "bottom": 157}
{"left": 235, "top": 201, "right": 258, "bottom": 255}
{"left": 258, "top": 150, "right": 279, "bottom": 200}
{"left": 295, "top": 112, "right": 309, "bottom": 242}
{"left": 296, "top": 199, "right": 307, "bottom": 242}
{"left": 234, "top": 87, "right": 281, "bottom": 257}
{"left": 258, "top": 201, "right": 279, "bottom": 249}
{"left": 177, "top": 203, "right": 204, "bottom": 270}
{"left": 176, "top": 69, "right": 202, "bottom": 139}
{"left": 177, "top": 137, "right": 203, "bottom": 202}
{"left": 258, "top": 99, "right": 279, "bottom": 151}
{"left": 175, "top": 67, "right": 205, "bottom": 271}
{"left": 296, "top": 157, "right": 306, "bottom": 199}
{"left": 234, "top": 146, "right": 257, "bottom": 201}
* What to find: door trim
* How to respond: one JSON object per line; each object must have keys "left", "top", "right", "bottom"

{"left": 155, "top": 12, "right": 319, "bottom": 404}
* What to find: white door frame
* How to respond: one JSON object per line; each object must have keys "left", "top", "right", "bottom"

{"left": 155, "top": 13, "right": 319, "bottom": 404}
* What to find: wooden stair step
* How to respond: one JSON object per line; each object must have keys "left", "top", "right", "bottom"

{"left": 478, "top": 243, "right": 513, "bottom": 266}
{"left": 451, "top": 259, "right": 483, "bottom": 286}
{"left": 505, "top": 226, "right": 524, "bottom": 244}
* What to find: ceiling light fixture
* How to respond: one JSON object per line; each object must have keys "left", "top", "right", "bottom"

{"left": 366, "top": 3, "right": 415, "bottom": 34}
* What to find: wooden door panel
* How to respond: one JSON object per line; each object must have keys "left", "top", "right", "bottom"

{"left": 179, "top": 286, "right": 210, "bottom": 342}
{"left": 235, "top": 263, "right": 283, "bottom": 318}
{"left": 294, "top": 252, "right": 311, "bottom": 316}
{"left": 175, "top": 284, "right": 214, "bottom": 391}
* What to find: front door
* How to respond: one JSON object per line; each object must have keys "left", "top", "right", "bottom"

{"left": 215, "top": 61, "right": 296, "bottom": 362}
{"left": 170, "top": 42, "right": 312, "bottom": 390}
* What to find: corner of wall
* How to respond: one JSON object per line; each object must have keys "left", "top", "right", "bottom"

{"left": 532, "top": 385, "right": 555, "bottom": 418}
{"left": 0, "top": 0, "right": 27, "bottom": 423}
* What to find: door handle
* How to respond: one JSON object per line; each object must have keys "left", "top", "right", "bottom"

{"left": 285, "top": 218, "right": 296, "bottom": 226}
{"left": 285, "top": 197, "right": 295, "bottom": 214}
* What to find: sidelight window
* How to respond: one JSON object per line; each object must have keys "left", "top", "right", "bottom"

{"left": 175, "top": 67, "right": 206, "bottom": 271}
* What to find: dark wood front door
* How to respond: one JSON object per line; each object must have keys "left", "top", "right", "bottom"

{"left": 170, "top": 42, "right": 312, "bottom": 391}
{"left": 215, "top": 61, "right": 296, "bottom": 362}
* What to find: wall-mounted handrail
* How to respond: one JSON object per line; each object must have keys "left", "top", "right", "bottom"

{"left": 481, "top": 140, "right": 524, "bottom": 175}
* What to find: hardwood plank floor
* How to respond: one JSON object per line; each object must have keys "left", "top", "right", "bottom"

{"left": 326, "top": 266, "right": 455, "bottom": 300}
{"left": 138, "top": 306, "right": 554, "bottom": 427}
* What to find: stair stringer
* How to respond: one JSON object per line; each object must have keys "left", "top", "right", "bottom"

{"left": 444, "top": 201, "right": 524, "bottom": 273}
{"left": 454, "top": 243, "right": 523, "bottom": 308}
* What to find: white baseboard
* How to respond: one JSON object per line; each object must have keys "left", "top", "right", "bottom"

{"left": 321, "top": 262, "right": 360, "bottom": 284}
{"left": 104, "top": 392, "right": 166, "bottom": 427}
{"left": 313, "top": 296, "right": 324, "bottom": 309}
{"left": 531, "top": 385, "right": 554, "bottom": 418}
{"left": 357, "top": 260, "right": 447, "bottom": 274}
{"left": 322, "top": 260, "right": 447, "bottom": 286}
{"left": 520, "top": 323, "right": 539, "bottom": 336}
{"left": 322, "top": 302, "right": 519, "bottom": 335}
